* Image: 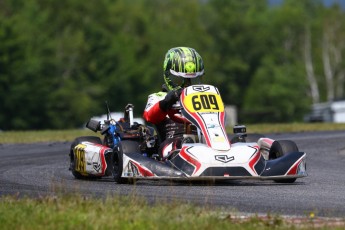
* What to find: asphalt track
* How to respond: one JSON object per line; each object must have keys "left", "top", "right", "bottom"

{"left": 1, "top": 131, "right": 345, "bottom": 218}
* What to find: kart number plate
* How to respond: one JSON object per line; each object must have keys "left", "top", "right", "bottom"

{"left": 183, "top": 92, "right": 224, "bottom": 113}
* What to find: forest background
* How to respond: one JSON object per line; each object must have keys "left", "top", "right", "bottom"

{"left": 1, "top": 0, "right": 345, "bottom": 130}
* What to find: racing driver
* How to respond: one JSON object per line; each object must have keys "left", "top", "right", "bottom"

{"left": 143, "top": 47, "right": 205, "bottom": 160}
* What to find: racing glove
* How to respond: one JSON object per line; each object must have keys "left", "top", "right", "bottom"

{"left": 159, "top": 88, "right": 182, "bottom": 112}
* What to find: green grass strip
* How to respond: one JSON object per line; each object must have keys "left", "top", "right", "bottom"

{"left": 1, "top": 194, "right": 339, "bottom": 230}
{"left": 0, "top": 194, "right": 236, "bottom": 230}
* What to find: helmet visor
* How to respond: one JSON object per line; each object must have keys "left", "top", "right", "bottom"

{"left": 169, "top": 75, "right": 202, "bottom": 89}
{"left": 170, "top": 69, "right": 204, "bottom": 78}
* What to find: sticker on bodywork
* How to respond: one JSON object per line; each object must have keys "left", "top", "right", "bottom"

{"left": 74, "top": 142, "right": 109, "bottom": 176}
{"left": 74, "top": 144, "right": 87, "bottom": 174}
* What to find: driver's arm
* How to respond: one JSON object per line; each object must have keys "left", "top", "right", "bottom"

{"left": 143, "top": 92, "right": 167, "bottom": 124}
{"left": 143, "top": 89, "right": 182, "bottom": 124}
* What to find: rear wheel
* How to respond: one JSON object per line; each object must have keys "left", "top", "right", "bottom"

{"left": 113, "top": 140, "right": 140, "bottom": 184}
{"left": 69, "top": 136, "right": 102, "bottom": 179}
{"left": 269, "top": 140, "right": 299, "bottom": 183}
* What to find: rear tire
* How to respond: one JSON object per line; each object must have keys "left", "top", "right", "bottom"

{"left": 269, "top": 140, "right": 299, "bottom": 183}
{"left": 69, "top": 136, "right": 102, "bottom": 179}
{"left": 113, "top": 140, "right": 140, "bottom": 184}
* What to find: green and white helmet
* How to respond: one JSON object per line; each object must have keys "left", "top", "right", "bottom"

{"left": 163, "top": 47, "right": 204, "bottom": 91}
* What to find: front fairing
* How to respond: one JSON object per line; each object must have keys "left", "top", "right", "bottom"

{"left": 168, "top": 143, "right": 262, "bottom": 177}
{"left": 119, "top": 142, "right": 306, "bottom": 180}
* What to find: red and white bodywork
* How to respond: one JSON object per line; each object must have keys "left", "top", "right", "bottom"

{"left": 73, "top": 142, "right": 112, "bottom": 176}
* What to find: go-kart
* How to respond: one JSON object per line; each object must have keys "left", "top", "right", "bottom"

{"left": 69, "top": 84, "right": 307, "bottom": 184}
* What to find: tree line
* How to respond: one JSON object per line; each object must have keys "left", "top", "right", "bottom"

{"left": 1, "top": 0, "right": 344, "bottom": 130}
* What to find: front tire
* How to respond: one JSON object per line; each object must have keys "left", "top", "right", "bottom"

{"left": 269, "top": 140, "right": 299, "bottom": 183}
{"left": 69, "top": 136, "right": 102, "bottom": 179}
{"left": 113, "top": 140, "right": 140, "bottom": 184}
{"left": 269, "top": 140, "right": 299, "bottom": 160}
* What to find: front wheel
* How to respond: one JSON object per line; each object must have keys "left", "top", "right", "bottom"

{"left": 112, "top": 140, "right": 140, "bottom": 184}
{"left": 269, "top": 140, "right": 299, "bottom": 183}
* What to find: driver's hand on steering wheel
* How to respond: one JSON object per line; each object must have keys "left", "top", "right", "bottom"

{"left": 159, "top": 88, "right": 183, "bottom": 111}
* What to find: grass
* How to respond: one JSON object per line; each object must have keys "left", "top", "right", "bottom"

{"left": 1, "top": 122, "right": 345, "bottom": 144}
{"left": 0, "top": 194, "right": 342, "bottom": 230}
{"left": 1, "top": 194, "right": 219, "bottom": 230}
